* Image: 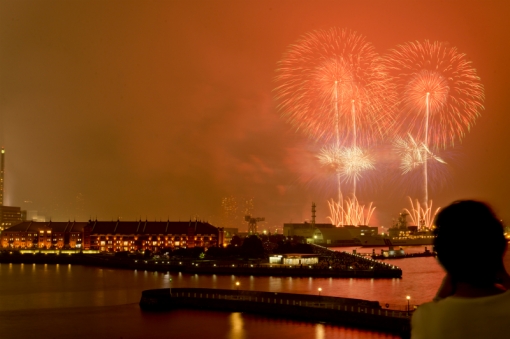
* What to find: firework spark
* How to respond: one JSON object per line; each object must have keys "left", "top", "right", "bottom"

{"left": 393, "top": 134, "right": 446, "bottom": 174}
{"left": 318, "top": 145, "right": 375, "bottom": 193}
{"left": 403, "top": 197, "right": 440, "bottom": 230}
{"left": 327, "top": 197, "right": 375, "bottom": 227}
{"left": 275, "top": 27, "right": 397, "bottom": 146}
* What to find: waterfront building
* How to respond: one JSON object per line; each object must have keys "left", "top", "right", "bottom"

{"left": 0, "top": 221, "right": 89, "bottom": 249}
{"left": 268, "top": 253, "right": 319, "bottom": 265}
{"left": 0, "top": 220, "right": 224, "bottom": 252}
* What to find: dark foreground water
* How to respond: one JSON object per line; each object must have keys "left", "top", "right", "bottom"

{"left": 1, "top": 246, "right": 508, "bottom": 339}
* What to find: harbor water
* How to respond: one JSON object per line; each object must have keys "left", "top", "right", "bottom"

{"left": 1, "top": 246, "right": 509, "bottom": 338}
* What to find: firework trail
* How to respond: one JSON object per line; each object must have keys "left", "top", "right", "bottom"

{"left": 384, "top": 40, "right": 484, "bottom": 204}
{"left": 404, "top": 197, "right": 440, "bottom": 230}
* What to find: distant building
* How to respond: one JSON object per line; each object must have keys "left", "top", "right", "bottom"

{"left": 0, "top": 147, "right": 4, "bottom": 205}
{"left": 283, "top": 222, "right": 378, "bottom": 247}
{"left": 283, "top": 222, "right": 334, "bottom": 238}
{"left": 223, "top": 227, "right": 238, "bottom": 245}
{"left": 0, "top": 220, "right": 224, "bottom": 252}
{"left": 0, "top": 148, "right": 23, "bottom": 232}
{"left": 312, "top": 225, "right": 377, "bottom": 246}
{"left": 0, "top": 205, "right": 22, "bottom": 232}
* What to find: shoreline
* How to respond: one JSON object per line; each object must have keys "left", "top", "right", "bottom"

{"left": 0, "top": 252, "right": 402, "bottom": 278}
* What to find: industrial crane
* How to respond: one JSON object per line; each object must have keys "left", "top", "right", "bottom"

{"left": 245, "top": 215, "right": 265, "bottom": 234}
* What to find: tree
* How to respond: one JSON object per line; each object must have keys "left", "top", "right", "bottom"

{"left": 241, "top": 235, "right": 265, "bottom": 259}
{"left": 230, "top": 235, "right": 242, "bottom": 247}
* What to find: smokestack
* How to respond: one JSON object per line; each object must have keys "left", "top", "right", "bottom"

{"left": 311, "top": 202, "right": 316, "bottom": 228}
{"left": 0, "top": 147, "right": 4, "bottom": 206}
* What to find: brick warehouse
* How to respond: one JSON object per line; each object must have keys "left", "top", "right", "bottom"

{"left": 1, "top": 220, "right": 224, "bottom": 252}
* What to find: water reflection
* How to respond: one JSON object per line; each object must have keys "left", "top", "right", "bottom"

{"left": 2, "top": 248, "right": 507, "bottom": 311}
{"left": 229, "top": 312, "right": 245, "bottom": 339}
{"left": 315, "top": 323, "right": 325, "bottom": 339}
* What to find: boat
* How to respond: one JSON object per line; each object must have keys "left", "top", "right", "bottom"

{"left": 359, "top": 212, "right": 435, "bottom": 247}
{"left": 371, "top": 246, "right": 436, "bottom": 260}
{"left": 378, "top": 246, "right": 405, "bottom": 259}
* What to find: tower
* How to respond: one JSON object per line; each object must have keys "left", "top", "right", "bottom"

{"left": 311, "top": 202, "right": 316, "bottom": 228}
{"left": 0, "top": 147, "right": 4, "bottom": 206}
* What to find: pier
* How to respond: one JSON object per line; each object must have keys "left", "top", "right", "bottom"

{"left": 0, "top": 248, "right": 403, "bottom": 278}
{"left": 140, "top": 287, "right": 411, "bottom": 336}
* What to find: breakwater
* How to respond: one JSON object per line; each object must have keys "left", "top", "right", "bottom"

{"left": 139, "top": 287, "right": 411, "bottom": 336}
{"left": 184, "top": 263, "right": 401, "bottom": 278}
{"left": 0, "top": 252, "right": 402, "bottom": 278}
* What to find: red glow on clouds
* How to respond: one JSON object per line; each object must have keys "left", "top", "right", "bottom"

{"left": 1, "top": 1, "right": 509, "bottom": 228}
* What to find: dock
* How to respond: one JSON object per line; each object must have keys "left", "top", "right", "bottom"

{"left": 0, "top": 249, "right": 403, "bottom": 278}
{"left": 140, "top": 287, "right": 411, "bottom": 336}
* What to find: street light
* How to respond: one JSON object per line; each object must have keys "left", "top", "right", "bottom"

{"left": 406, "top": 295, "right": 411, "bottom": 315}
{"left": 318, "top": 287, "right": 322, "bottom": 296}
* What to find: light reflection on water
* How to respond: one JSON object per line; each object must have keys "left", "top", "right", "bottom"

{"left": 0, "top": 246, "right": 508, "bottom": 339}
{"left": 229, "top": 312, "right": 246, "bottom": 339}
{"left": 316, "top": 323, "right": 325, "bottom": 339}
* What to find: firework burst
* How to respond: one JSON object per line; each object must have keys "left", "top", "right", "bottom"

{"left": 384, "top": 40, "right": 483, "bottom": 204}
{"left": 384, "top": 40, "right": 485, "bottom": 149}
{"left": 275, "top": 27, "right": 397, "bottom": 146}
{"left": 317, "top": 145, "right": 375, "bottom": 192}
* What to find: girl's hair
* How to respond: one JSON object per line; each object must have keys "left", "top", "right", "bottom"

{"left": 434, "top": 200, "right": 507, "bottom": 286}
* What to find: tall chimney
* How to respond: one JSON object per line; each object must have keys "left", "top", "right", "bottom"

{"left": 0, "top": 147, "right": 4, "bottom": 206}
{"left": 311, "top": 202, "right": 316, "bottom": 228}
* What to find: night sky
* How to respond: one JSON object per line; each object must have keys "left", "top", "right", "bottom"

{"left": 1, "top": 1, "right": 509, "bottom": 231}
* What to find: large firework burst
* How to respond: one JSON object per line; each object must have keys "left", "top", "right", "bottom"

{"left": 385, "top": 40, "right": 483, "bottom": 204}
{"left": 275, "top": 27, "right": 396, "bottom": 146}
{"left": 384, "top": 40, "right": 485, "bottom": 149}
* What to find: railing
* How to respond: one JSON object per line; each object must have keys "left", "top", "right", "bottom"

{"left": 168, "top": 288, "right": 411, "bottom": 318}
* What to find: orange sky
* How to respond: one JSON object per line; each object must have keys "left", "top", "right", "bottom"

{"left": 1, "top": 1, "right": 510, "bottom": 230}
